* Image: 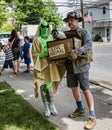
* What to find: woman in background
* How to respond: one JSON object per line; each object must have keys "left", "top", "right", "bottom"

{"left": 8, "top": 29, "right": 22, "bottom": 74}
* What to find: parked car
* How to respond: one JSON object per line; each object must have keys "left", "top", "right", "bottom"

{"left": 0, "top": 32, "right": 11, "bottom": 46}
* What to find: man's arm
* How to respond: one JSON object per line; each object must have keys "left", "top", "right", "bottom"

{"left": 79, "top": 29, "right": 93, "bottom": 55}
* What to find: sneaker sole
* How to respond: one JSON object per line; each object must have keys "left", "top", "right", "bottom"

{"left": 84, "top": 122, "right": 96, "bottom": 130}
{"left": 69, "top": 113, "right": 86, "bottom": 118}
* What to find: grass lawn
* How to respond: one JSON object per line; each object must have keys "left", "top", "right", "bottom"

{"left": 0, "top": 81, "right": 59, "bottom": 130}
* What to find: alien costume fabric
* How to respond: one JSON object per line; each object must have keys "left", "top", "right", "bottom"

{"left": 32, "top": 20, "right": 66, "bottom": 98}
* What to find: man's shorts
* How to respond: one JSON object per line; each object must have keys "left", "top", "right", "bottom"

{"left": 3, "top": 59, "right": 14, "bottom": 69}
{"left": 24, "top": 57, "right": 31, "bottom": 65}
{"left": 66, "top": 71, "right": 90, "bottom": 90}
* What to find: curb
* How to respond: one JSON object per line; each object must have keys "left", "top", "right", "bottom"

{"left": 90, "top": 80, "right": 112, "bottom": 91}
{"left": 93, "top": 42, "right": 112, "bottom": 46}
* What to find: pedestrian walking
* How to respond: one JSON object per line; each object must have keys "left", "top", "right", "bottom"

{"left": 63, "top": 11, "right": 96, "bottom": 130}
{"left": 31, "top": 20, "right": 66, "bottom": 118}
{"left": 22, "top": 36, "right": 31, "bottom": 73}
{"left": 0, "top": 45, "right": 15, "bottom": 75}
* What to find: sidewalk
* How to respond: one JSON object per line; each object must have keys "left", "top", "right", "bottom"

{"left": 93, "top": 42, "right": 112, "bottom": 47}
{"left": 0, "top": 65, "right": 112, "bottom": 130}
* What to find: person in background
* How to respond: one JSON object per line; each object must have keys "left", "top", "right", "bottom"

{"left": 31, "top": 20, "right": 66, "bottom": 118}
{"left": 22, "top": 36, "right": 31, "bottom": 73}
{"left": 0, "top": 45, "right": 15, "bottom": 75}
{"left": 63, "top": 11, "right": 96, "bottom": 130}
{"left": 17, "top": 31, "right": 24, "bottom": 62}
{"left": 8, "top": 29, "right": 22, "bottom": 74}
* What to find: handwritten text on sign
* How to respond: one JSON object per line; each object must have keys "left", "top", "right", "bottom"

{"left": 48, "top": 44, "right": 65, "bottom": 57}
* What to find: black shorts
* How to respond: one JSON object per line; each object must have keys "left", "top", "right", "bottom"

{"left": 12, "top": 48, "right": 20, "bottom": 60}
{"left": 3, "top": 59, "right": 14, "bottom": 69}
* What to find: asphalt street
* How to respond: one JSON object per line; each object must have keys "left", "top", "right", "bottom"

{"left": 90, "top": 44, "right": 112, "bottom": 90}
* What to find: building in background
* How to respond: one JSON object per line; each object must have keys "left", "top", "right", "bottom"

{"left": 60, "top": 0, "right": 112, "bottom": 42}
{"left": 84, "top": 0, "right": 112, "bottom": 42}
{"left": 21, "top": 25, "right": 38, "bottom": 37}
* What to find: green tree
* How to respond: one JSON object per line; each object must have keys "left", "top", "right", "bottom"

{"left": 42, "top": 0, "right": 63, "bottom": 28}
{"left": 0, "top": 2, "right": 9, "bottom": 27}
{"left": 0, "top": 0, "right": 63, "bottom": 30}
{"left": 0, "top": 0, "right": 26, "bottom": 3}
{"left": 0, "top": 23, "right": 14, "bottom": 32}
{"left": 14, "top": 0, "right": 63, "bottom": 28}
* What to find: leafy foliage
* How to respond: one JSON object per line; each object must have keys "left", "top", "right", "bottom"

{"left": 14, "top": 0, "right": 63, "bottom": 28}
{"left": 0, "top": 2, "right": 9, "bottom": 27}
{"left": 0, "top": 0, "right": 63, "bottom": 32}
{"left": 0, "top": 23, "right": 15, "bottom": 32}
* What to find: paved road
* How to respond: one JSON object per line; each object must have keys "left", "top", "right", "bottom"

{"left": 90, "top": 44, "right": 112, "bottom": 90}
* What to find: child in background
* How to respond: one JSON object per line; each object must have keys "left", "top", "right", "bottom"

{"left": 22, "top": 36, "right": 31, "bottom": 73}
{"left": 0, "top": 45, "right": 15, "bottom": 75}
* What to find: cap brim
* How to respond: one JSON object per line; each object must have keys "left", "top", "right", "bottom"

{"left": 63, "top": 18, "right": 68, "bottom": 22}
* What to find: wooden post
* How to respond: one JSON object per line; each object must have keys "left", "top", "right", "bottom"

{"left": 80, "top": 0, "right": 84, "bottom": 28}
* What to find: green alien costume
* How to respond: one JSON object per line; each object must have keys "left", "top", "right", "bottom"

{"left": 32, "top": 20, "right": 66, "bottom": 117}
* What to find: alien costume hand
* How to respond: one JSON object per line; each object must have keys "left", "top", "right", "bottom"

{"left": 38, "top": 52, "right": 48, "bottom": 59}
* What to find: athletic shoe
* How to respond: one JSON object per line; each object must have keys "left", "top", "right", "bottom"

{"left": 84, "top": 116, "right": 96, "bottom": 130}
{"left": 69, "top": 108, "right": 85, "bottom": 118}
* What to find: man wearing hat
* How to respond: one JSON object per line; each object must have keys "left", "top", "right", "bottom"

{"left": 63, "top": 11, "right": 96, "bottom": 130}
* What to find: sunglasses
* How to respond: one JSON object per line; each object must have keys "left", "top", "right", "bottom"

{"left": 41, "top": 24, "right": 49, "bottom": 28}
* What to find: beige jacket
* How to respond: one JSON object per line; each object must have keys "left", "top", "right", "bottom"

{"left": 32, "top": 37, "right": 66, "bottom": 98}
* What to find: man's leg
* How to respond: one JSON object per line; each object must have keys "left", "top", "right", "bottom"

{"left": 66, "top": 69, "right": 85, "bottom": 118}
{"left": 83, "top": 89, "right": 96, "bottom": 130}
{"left": 72, "top": 87, "right": 81, "bottom": 101}
{"left": 83, "top": 89, "right": 95, "bottom": 115}
{"left": 72, "top": 87, "right": 85, "bottom": 110}
{"left": 79, "top": 71, "right": 96, "bottom": 129}
{"left": 69, "top": 87, "right": 85, "bottom": 118}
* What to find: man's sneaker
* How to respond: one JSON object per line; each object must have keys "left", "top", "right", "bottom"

{"left": 84, "top": 116, "right": 96, "bottom": 130}
{"left": 68, "top": 108, "right": 85, "bottom": 118}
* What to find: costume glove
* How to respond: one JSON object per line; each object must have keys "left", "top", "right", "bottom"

{"left": 38, "top": 52, "right": 48, "bottom": 58}
{"left": 68, "top": 49, "right": 77, "bottom": 60}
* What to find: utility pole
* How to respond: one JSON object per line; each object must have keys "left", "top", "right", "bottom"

{"left": 80, "top": 0, "right": 84, "bottom": 28}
